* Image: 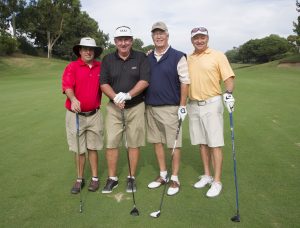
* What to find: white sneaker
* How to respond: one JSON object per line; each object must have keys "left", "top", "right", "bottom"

{"left": 148, "top": 176, "right": 168, "bottom": 189}
{"left": 167, "top": 180, "right": 180, "bottom": 196}
{"left": 206, "top": 181, "right": 222, "bottom": 198}
{"left": 194, "top": 175, "right": 213, "bottom": 189}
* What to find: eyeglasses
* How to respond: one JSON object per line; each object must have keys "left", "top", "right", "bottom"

{"left": 191, "top": 27, "right": 207, "bottom": 33}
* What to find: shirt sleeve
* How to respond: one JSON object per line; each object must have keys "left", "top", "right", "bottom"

{"left": 100, "top": 56, "right": 110, "bottom": 85}
{"left": 218, "top": 52, "right": 235, "bottom": 81}
{"left": 139, "top": 54, "right": 150, "bottom": 82}
{"left": 62, "top": 62, "right": 75, "bottom": 93}
{"left": 177, "top": 56, "right": 190, "bottom": 84}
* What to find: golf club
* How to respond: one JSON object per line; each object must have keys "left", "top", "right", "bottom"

{"left": 75, "top": 113, "right": 83, "bottom": 213}
{"left": 229, "top": 112, "right": 240, "bottom": 222}
{"left": 121, "top": 110, "right": 139, "bottom": 216}
{"left": 150, "top": 119, "right": 182, "bottom": 218}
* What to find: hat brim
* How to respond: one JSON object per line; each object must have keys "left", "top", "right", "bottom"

{"left": 73, "top": 45, "right": 103, "bottom": 58}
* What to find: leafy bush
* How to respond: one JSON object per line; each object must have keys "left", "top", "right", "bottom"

{"left": 0, "top": 32, "right": 18, "bottom": 55}
{"left": 17, "top": 36, "right": 38, "bottom": 56}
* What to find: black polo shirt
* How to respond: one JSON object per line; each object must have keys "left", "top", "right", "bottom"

{"left": 100, "top": 49, "right": 150, "bottom": 108}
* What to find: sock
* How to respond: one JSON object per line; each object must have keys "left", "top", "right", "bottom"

{"left": 127, "top": 175, "right": 135, "bottom": 179}
{"left": 160, "top": 171, "right": 167, "bottom": 179}
{"left": 171, "top": 175, "right": 179, "bottom": 183}
{"left": 92, "top": 177, "right": 98, "bottom": 181}
{"left": 76, "top": 178, "right": 83, "bottom": 182}
{"left": 109, "top": 176, "right": 118, "bottom": 181}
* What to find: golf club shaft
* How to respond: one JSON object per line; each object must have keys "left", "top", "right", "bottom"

{"left": 76, "top": 113, "right": 83, "bottom": 213}
{"left": 229, "top": 113, "right": 240, "bottom": 216}
{"left": 157, "top": 119, "right": 182, "bottom": 212}
{"left": 121, "top": 110, "right": 138, "bottom": 208}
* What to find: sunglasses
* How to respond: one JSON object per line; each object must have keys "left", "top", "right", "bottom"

{"left": 191, "top": 27, "right": 207, "bottom": 33}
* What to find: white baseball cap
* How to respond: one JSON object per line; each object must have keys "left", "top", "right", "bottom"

{"left": 191, "top": 27, "right": 209, "bottom": 38}
{"left": 114, "top": 26, "right": 133, "bottom": 38}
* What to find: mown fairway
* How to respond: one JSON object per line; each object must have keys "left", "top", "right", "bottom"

{"left": 0, "top": 55, "right": 299, "bottom": 228}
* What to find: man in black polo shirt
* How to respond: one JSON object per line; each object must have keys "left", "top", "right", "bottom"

{"left": 100, "top": 26, "right": 150, "bottom": 193}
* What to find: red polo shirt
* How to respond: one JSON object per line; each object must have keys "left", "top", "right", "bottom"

{"left": 62, "top": 58, "right": 102, "bottom": 112}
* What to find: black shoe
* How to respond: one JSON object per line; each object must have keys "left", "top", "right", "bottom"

{"left": 102, "top": 178, "right": 118, "bottom": 194}
{"left": 126, "top": 177, "right": 137, "bottom": 193}
{"left": 71, "top": 179, "right": 85, "bottom": 194}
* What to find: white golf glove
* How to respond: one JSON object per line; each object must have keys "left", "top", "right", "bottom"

{"left": 113, "top": 92, "right": 132, "bottom": 103}
{"left": 178, "top": 106, "right": 187, "bottom": 121}
{"left": 223, "top": 92, "right": 235, "bottom": 113}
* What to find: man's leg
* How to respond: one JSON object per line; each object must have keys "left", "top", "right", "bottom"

{"left": 171, "top": 148, "right": 180, "bottom": 176}
{"left": 211, "top": 147, "right": 223, "bottom": 182}
{"left": 155, "top": 143, "right": 167, "bottom": 171}
{"left": 128, "top": 147, "right": 140, "bottom": 176}
{"left": 88, "top": 149, "right": 98, "bottom": 177}
{"left": 75, "top": 153, "right": 86, "bottom": 178}
{"left": 200, "top": 144, "right": 211, "bottom": 176}
{"left": 106, "top": 148, "right": 119, "bottom": 177}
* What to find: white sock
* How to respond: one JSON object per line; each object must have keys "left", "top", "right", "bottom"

{"left": 76, "top": 178, "right": 83, "bottom": 182}
{"left": 171, "top": 175, "right": 179, "bottom": 183}
{"left": 109, "top": 176, "right": 118, "bottom": 181}
{"left": 127, "top": 175, "right": 135, "bottom": 179}
{"left": 92, "top": 177, "right": 98, "bottom": 181}
{"left": 160, "top": 171, "right": 167, "bottom": 179}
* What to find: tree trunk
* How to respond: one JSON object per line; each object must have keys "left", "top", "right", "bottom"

{"left": 12, "top": 13, "right": 16, "bottom": 37}
{"left": 47, "top": 31, "right": 52, "bottom": 58}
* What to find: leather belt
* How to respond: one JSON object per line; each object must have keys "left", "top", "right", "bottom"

{"left": 190, "top": 96, "right": 221, "bottom": 106}
{"left": 70, "top": 109, "right": 99, "bottom": 117}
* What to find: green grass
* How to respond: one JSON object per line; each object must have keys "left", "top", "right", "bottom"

{"left": 0, "top": 55, "right": 300, "bottom": 227}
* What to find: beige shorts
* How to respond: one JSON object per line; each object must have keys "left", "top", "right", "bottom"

{"left": 146, "top": 105, "right": 182, "bottom": 148}
{"left": 105, "top": 102, "right": 145, "bottom": 148}
{"left": 66, "top": 110, "right": 104, "bottom": 154}
{"left": 187, "top": 96, "right": 224, "bottom": 147}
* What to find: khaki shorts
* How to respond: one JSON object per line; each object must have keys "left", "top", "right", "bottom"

{"left": 146, "top": 105, "right": 182, "bottom": 148}
{"left": 187, "top": 96, "right": 224, "bottom": 147}
{"left": 66, "top": 110, "right": 104, "bottom": 154}
{"left": 106, "top": 102, "right": 145, "bottom": 148}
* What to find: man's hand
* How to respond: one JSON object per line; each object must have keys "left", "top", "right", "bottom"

{"left": 113, "top": 92, "right": 132, "bottom": 103}
{"left": 70, "top": 97, "right": 81, "bottom": 113}
{"left": 178, "top": 106, "right": 187, "bottom": 121}
{"left": 223, "top": 92, "right": 235, "bottom": 113}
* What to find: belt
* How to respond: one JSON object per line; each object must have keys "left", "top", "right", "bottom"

{"left": 70, "top": 109, "right": 99, "bottom": 117}
{"left": 190, "top": 96, "right": 221, "bottom": 106}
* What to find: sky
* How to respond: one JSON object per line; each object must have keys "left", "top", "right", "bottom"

{"left": 80, "top": 0, "right": 298, "bottom": 54}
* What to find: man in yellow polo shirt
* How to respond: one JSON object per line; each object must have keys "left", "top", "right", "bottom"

{"left": 187, "top": 26, "right": 235, "bottom": 197}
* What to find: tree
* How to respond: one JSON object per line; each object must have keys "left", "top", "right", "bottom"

{"left": 292, "top": 0, "right": 300, "bottom": 52}
{"left": 17, "top": 0, "right": 81, "bottom": 58}
{"left": 0, "top": 0, "right": 26, "bottom": 37}
{"left": 53, "top": 11, "right": 109, "bottom": 60}
{"left": 237, "top": 35, "right": 291, "bottom": 63}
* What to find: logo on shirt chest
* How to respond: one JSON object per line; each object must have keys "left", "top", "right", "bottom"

{"left": 131, "top": 66, "right": 137, "bottom": 70}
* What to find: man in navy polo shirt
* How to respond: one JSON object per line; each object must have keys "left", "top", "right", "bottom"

{"left": 145, "top": 22, "right": 190, "bottom": 196}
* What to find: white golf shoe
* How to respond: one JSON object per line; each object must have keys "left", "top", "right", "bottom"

{"left": 193, "top": 175, "right": 213, "bottom": 189}
{"left": 167, "top": 180, "right": 180, "bottom": 196}
{"left": 148, "top": 176, "right": 168, "bottom": 189}
{"left": 206, "top": 181, "right": 222, "bottom": 198}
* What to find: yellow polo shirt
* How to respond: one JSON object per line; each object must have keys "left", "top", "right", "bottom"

{"left": 187, "top": 48, "right": 235, "bottom": 101}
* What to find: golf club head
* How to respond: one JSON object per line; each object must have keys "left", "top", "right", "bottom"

{"left": 130, "top": 207, "right": 139, "bottom": 216}
{"left": 231, "top": 214, "right": 240, "bottom": 222}
{"left": 150, "top": 210, "right": 161, "bottom": 218}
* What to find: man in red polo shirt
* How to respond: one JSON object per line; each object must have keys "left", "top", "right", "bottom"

{"left": 62, "top": 37, "right": 104, "bottom": 194}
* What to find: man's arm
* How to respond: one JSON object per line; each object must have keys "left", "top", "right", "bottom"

{"left": 65, "top": 88, "right": 81, "bottom": 112}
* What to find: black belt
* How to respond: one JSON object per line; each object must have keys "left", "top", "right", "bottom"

{"left": 70, "top": 109, "right": 98, "bottom": 117}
